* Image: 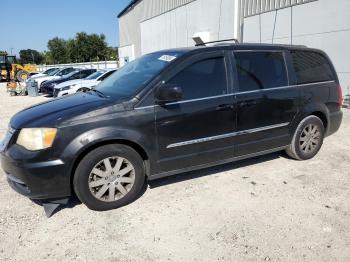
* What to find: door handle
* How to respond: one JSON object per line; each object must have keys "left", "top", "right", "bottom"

{"left": 216, "top": 104, "right": 234, "bottom": 111}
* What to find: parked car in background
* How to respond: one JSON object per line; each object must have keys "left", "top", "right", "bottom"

{"left": 41, "top": 69, "right": 97, "bottom": 96}
{"left": 0, "top": 44, "right": 342, "bottom": 214}
{"left": 27, "top": 67, "right": 76, "bottom": 91}
{"left": 53, "top": 69, "right": 116, "bottom": 97}
{"left": 28, "top": 68, "right": 60, "bottom": 79}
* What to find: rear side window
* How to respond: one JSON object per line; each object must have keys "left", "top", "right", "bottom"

{"left": 291, "top": 51, "right": 334, "bottom": 84}
{"left": 235, "top": 51, "right": 288, "bottom": 92}
{"left": 167, "top": 57, "right": 227, "bottom": 100}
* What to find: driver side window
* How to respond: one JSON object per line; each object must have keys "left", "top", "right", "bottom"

{"left": 167, "top": 57, "right": 227, "bottom": 101}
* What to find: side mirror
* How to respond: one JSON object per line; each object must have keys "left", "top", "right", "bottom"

{"left": 155, "top": 83, "right": 182, "bottom": 105}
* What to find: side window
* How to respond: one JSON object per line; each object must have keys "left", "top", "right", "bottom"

{"left": 291, "top": 51, "right": 335, "bottom": 84}
{"left": 167, "top": 57, "right": 227, "bottom": 100}
{"left": 235, "top": 51, "right": 288, "bottom": 92}
{"left": 80, "top": 71, "right": 91, "bottom": 78}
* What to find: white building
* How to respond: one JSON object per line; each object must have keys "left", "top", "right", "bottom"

{"left": 118, "top": 0, "right": 350, "bottom": 95}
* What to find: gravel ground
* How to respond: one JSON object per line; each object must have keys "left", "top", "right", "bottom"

{"left": 0, "top": 82, "right": 349, "bottom": 262}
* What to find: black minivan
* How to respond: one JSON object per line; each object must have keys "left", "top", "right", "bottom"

{"left": 0, "top": 43, "right": 343, "bottom": 212}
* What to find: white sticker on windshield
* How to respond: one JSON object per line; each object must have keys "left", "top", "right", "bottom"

{"left": 158, "top": 55, "right": 177, "bottom": 62}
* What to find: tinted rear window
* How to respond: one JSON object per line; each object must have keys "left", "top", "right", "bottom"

{"left": 291, "top": 51, "right": 335, "bottom": 84}
{"left": 235, "top": 51, "right": 288, "bottom": 92}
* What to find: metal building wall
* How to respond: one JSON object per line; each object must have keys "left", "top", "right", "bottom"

{"left": 243, "top": 0, "right": 316, "bottom": 17}
{"left": 242, "top": 0, "right": 350, "bottom": 96}
{"left": 119, "top": 0, "right": 196, "bottom": 57}
{"left": 139, "top": 0, "right": 237, "bottom": 55}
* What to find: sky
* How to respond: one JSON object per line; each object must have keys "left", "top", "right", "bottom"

{"left": 0, "top": 0, "right": 131, "bottom": 55}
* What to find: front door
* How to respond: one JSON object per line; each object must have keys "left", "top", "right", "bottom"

{"left": 155, "top": 51, "right": 236, "bottom": 173}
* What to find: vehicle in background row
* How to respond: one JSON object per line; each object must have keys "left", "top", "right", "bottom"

{"left": 27, "top": 67, "right": 76, "bottom": 90}
{"left": 0, "top": 43, "right": 343, "bottom": 215}
{"left": 53, "top": 69, "right": 116, "bottom": 97}
{"left": 28, "top": 68, "right": 60, "bottom": 81}
{"left": 41, "top": 69, "right": 97, "bottom": 96}
{"left": 30, "top": 68, "right": 60, "bottom": 79}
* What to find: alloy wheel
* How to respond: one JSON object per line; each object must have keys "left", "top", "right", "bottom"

{"left": 299, "top": 124, "right": 321, "bottom": 154}
{"left": 88, "top": 156, "right": 135, "bottom": 202}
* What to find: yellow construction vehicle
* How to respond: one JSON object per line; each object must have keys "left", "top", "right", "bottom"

{"left": 0, "top": 51, "right": 37, "bottom": 82}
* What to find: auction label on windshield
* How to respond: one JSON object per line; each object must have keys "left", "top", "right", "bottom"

{"left": 158, "top": 55, "right": 177, "bottom": 62}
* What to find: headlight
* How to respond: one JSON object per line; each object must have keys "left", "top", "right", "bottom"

{"left": 17, "top": 128, "right": 57, "bottom": 151}
{"left": 61, "top": 85, "right": 72, "bottom": 91}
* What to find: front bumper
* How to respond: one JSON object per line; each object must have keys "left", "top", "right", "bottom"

{"left": 41, "top": 86, "right": 54, "bottom": 95}
{"left": 53, "top": 88, "right": 60, "bottom": 98}
{"left": 1, "top": 145, "right": 72, "bottom": 200}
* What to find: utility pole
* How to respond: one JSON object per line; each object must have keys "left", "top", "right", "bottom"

{"left": 31, "top": 52, "right": 35, "bottom": 64}
{"left": 10, "top": 48, "right": 14, "bottom": 55}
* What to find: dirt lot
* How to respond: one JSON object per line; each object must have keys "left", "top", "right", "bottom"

{"left": 0, "top": 82, "right": 349, "bottom": 262}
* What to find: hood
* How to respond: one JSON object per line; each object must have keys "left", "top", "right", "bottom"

{"left": 29, "top": 73, "right": 46, "bottom": 79}
{"left": 36, "top": 75, "right": 60, "bottom": 82}
{"left": 55, "top": 79, "right": 98, "bottom": 89}
{"left": 10, "top": 92, "right": 115, "bottom": 129}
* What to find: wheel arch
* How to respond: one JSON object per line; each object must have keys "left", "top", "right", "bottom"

{"left": 68, "top": 138, "right": 151, "bottom": 195}
{"left": 293, "top": 102, "right": 331, "bottom": 136}
{"left": 310, "top": 111, "right": 328, "bottom": 130}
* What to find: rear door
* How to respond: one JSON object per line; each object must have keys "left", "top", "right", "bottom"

{"left": 155, "top": 51, "right": 236, "bottom": 173}
{"left": 232, "top": 50, "right": 300, "bottom": 156}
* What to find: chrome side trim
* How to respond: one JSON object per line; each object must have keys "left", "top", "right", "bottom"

{"left": 134, "top": 93, "right": 233, "bottom": 110}
{"left": 134, "top": 80, "right": 335, "bottom": 110}
{"left": 235, "top": 80, "right": 335, "bottom": 95}
{"left": 166, "top": 122, "right": 289, "bottom": 149}
{"left": 166, "top": 93, "right": 233, "bottom": 106}
{"left": 293, "top": 80, "right": 335, "bottom": 87}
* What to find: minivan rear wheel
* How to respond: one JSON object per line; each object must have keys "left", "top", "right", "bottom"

{"left": 286, "top": 115, "right": 325, "bottom": 160}
{"left": 73, "top": 144, "right": 145, "bottom": 211}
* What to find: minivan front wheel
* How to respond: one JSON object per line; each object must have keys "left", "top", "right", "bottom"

{"left": 286, "top": 115, "right": 325, "bottom": 160}
{"left": 73, "top": 144, "right": 145, "bottom": 211}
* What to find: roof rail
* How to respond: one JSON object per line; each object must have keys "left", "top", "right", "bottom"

{"left": 195, "top": 38, "right": 239, "bottom": 46}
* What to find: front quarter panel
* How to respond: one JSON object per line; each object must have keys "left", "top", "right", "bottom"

{"left": 58, "top": 107, "right": 156, "bottom": 178}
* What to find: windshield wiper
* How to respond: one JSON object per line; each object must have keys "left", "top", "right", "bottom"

{"left": 90, "top": 88, "right": 107, "bottom": 98}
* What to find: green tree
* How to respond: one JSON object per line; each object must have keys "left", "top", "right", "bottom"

{"left": 68, "top": 32, "right": 108, "bottom": 62}
{"left": 46, "top": 32, "right": 117, "bottom": 64}
{"left": 19, "top": 49, "right": 44, "bottom": 64}
{"left": 43, "top": 51, "right": 54, "bottom": 65}
{"left": 106, "top": 47, "right": 118, "bottom": 60}
{"left": 47, "top": 37, "right": 70, "bottom": 64}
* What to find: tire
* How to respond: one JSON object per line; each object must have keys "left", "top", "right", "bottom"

{"left": 73, "top": 144, "right": 145, "bottom": 211}
{"left": 16, "top": 70, "right": 29, "bottom": 82}
{"left": 286, "top": 115, "right": 325, "bottom": 160}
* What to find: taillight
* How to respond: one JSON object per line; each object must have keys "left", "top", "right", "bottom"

{"left": 338, "top": 85, "right": 343, "bottom": 109}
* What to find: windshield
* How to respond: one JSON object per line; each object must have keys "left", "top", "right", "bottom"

{"left": 64, "top": 71, "right": 79, "bottom": 79}
{"left": 43, "top": 68, "right": 57, "bottom": 74}
{"left": 56, "top": 68, "right": 74, "bottom": 76}
{"left": 7, "top": 56, "right": 15, "bottom": 64}
{"left": 86, "top": 71, "right": 104, "bottom": 80}
{"left": 48, "top": 68, "right": 60, "bottom": 76}
{"left": 96, "top": 51, "right": 183, "bottom": 98}
{"left": 0, "top": 56, "right": 5, "bottom": 64}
